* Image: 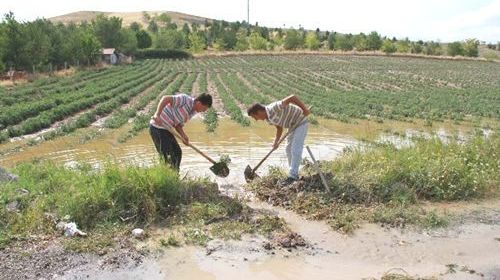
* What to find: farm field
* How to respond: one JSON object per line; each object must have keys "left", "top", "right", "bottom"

{"left": 0, "top": 55, "right": 499, "bottom": 144}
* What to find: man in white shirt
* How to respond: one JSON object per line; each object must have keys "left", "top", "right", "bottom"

{"left": 247, "top": 95, "right": 310, "bottom": 184}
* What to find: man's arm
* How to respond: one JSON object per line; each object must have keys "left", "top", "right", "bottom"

{"left": 273, "top": 125, "right": 283, "bottom": 150}
{"left": 152, "top": 96, "right": 173, "bottom": 123}
{"left": 282, "top": 95, "right": 310, "bottom": 116}
{"left": 175, "top": 125, "right": 189, "bottom": 146}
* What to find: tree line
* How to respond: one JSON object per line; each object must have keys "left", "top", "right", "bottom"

{"left": 1, "top": 11, "right": 496, "bottom": 72}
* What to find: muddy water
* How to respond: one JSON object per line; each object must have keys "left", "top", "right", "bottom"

{"left": 0, "top": 117, "right": 358, "bottom": 185}
{"left": 62, "top": 200, "right": 500, "bottom": 280}
{"left": 0, "top": 117, "right": 482, "bottom": 185}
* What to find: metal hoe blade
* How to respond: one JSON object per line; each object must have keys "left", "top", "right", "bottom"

{"left": 244, "top": 164, "right": 259, "bottom": 182}
{"left": 210, "top": 162, "right": 230, "bottom": 178}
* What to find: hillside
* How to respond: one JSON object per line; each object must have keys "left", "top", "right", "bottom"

{"left": 49, "top": 10, "right": 213, "bottom": 27}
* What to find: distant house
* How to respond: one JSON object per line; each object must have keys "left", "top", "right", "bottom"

{"left": 102, "top": 48, "right": 119, "bottom": 64}
{"left": 101, "top": 48, "right": 133, "bottom": 65}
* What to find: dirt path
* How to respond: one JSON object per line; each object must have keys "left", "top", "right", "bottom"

{"left": 191, "top": 72, "right": 201, "bottom": 96}
{"left": 206, "top": 72, "right": 226, "bottom": 116}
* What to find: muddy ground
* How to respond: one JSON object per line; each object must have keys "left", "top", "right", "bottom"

{"left": 1, "top": 195, "right": 499, "bottom": 280}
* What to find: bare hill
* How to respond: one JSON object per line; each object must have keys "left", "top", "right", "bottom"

{"left": 49, "top": 10, "right": 212, "bottom": 27}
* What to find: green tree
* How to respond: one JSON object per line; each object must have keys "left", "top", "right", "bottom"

{"left": 79, "top": 28, "right": 102, "bottom": 65}
{"left": 91, "top": 14, "right": 124, "bottom": 48}
{"left": 327, "top": 32, "right": 336, "bottom": 50}
{"left": 182, "top": 23, "right": 191, "bottom": 35}
{"left": 335, "top": 34, "right": 353, "bottom": 51}
{"left": 270, "top": 32, "right": 284, "bottom": 49}
{"left": 213, "top": 30, "right": 237, "bottom": 50}
{"left": 136, "top": 30, "right": 152, "bottom": 49}
{"left": 119, "top": 28, "right": 137, "bottom": 55}
{"left": 381, "top": 39, "right": 396, "bottom": 54}
{"left": 47, "top": 22, "right": 67, "bottom": 67}
{"left": 130, "top": 22, "right": 142, "bottom": 32}
{"left": 25, "top": 19, "right": 51, "bottom": 70}
{"left": 155, "top": 29, "right": 186, "bottom": 49}
{"left": 188, "top": 32, "right": 206, "bottom": 53}
{"left": 410, "top": 42, "right": 423, "bottom": 54}
{"left": 147, "top": 20, "right": 158, "bottom": 34}
{"left": 447, "top": 41, "right": 464, "bottom": 56}
{"left": 0, "top": 12, "right": 29, "bottom": 70}
{"left": 305, "top": 32, "right": 320, "bottom": 50}
{"left": 142, "top": 11, "right": 151, "bottom": 22}
{"left": 396, "top": 38, "right": 410, "bottom": 53}
{"left": 157, "top": 13, "right": 171, "bottom": 24}
{"left": 366, "top": 31, "right": 382, "bottom": 51}
{"left": 353, "top": 33, "right": 368, "bottom": 51}
{"left": 423, "top": 41, "right": 442, "bottom": 55}
{"left": 249, "top": 31, "right": 267, "bottom": 50}
{"left": 463, "top": 38, "right": 479, "bottom": 57}
{"left": 235, "top": 30, "right": 249, "bottom": 51}
{"left": 191, "top": 23, "right": 199, "bottom": 33}
{"left": 284, "top": 29, "right": 302, "bottom": 50}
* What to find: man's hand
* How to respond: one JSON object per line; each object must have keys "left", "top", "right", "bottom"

{"left": 151, "top": 114, "right": 160, "bottom": 124}
{"left": 174, "top": 125, "right": 189, "bottom": 146}
{"left": 181, "top": 135, "right": 190, "bottom": 146}
{"left": 302, "top": 107, "right": 310, "bottom": 117}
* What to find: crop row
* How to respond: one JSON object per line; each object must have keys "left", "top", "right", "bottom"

{"left": 5, "top": 61, "right": 165, "bottom": 138}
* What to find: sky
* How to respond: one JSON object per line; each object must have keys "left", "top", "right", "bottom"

{"left": 1, "top": 0, "right": 499, "bottom": 42}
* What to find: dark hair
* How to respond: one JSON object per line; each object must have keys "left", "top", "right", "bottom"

{"left": 195, "top": 93, "right": 212, "bottom": 107}
{"left": 247, "top": 103, "right": 265, "bottom": 116}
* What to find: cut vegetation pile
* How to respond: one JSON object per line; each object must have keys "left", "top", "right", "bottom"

{"left": 247, "top": 133, "right": 499, "bottom": 233}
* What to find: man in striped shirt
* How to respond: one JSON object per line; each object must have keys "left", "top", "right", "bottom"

{"left": 150, "top": 93, "right": 212, "bottom": 171}
{"left": 247, "top": 95, "right": 310, "bottom": 184}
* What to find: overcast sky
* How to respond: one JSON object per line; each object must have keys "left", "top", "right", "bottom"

{"left": 1, "top": 0, "right": 499, "bottom": 42}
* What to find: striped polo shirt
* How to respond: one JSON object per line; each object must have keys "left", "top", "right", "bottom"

{"left": 150, "top": 93, "right": 196, "bottom": 130}
{"left": 265, "top": 101, "right": 304, "bottom": 128}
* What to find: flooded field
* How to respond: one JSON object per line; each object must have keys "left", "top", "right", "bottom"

{"left": 0, "top": 117, "right": 485, "bottom": 185}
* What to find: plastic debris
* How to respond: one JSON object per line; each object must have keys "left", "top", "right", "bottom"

{"left": 131, "top": 228, "right": 145, "bottom": 239}
{"left": 56, "top": 221, "right": 87, "bottom": 237}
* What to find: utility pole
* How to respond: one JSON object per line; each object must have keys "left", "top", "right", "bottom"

{"left": 247, "top": 0, "right": 250, "bottom": 25}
